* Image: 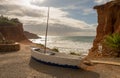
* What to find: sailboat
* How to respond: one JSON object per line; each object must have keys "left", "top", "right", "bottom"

{"left": 31, "top": 7, "right": 82, "bottom": 69}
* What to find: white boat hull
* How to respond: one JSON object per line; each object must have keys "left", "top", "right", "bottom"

{"left": 31, "top": 48, "right": 82, "bottom": 69}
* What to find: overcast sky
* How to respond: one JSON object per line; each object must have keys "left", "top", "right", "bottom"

{"left": 0, "top": 0, "right": 111, "bottom": 36}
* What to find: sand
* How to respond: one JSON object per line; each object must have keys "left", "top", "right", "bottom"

{"left": 0, "top": 43, "right": 120, "bottom": 78}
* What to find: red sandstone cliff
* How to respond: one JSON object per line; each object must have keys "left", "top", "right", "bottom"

{"left": 88, "top": 1, "right": 120, "bottom": 57}
{"left": 0, "top": 23, "right": 29, "bottom": 42}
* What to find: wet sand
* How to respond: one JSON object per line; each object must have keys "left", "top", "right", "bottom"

{"left": 0, "top": 44, "right": 119, "bottom": 78}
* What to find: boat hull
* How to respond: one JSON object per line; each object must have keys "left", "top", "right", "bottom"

{"left": 31, "top": 48, "right": 81, "bottom": 69}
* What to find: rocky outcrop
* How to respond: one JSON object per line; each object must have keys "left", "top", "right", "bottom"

{"left": 88, "top": 1, "right": 120, "bottom": 57}
{"left": 24, "top": 31, "right": 40, "bottom": 39}
{"left": 0, "top": 23, "right": 29, "bottom": 42}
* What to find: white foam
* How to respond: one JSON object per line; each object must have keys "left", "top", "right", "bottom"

{"left": 30, "top": 36, "right": 93, "bottom": 55}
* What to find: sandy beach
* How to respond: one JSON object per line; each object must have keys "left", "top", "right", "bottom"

{"left": 0, "top": 43, "right": 120, "bottom": 78}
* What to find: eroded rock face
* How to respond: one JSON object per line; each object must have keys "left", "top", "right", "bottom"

{"left": 88, "top": 1, "right": 120, "bottom": 58}
{"left": 24, "top": 31, "right": 40, "bottom": 39}
{"left": 0, "top": 23, "right": 28, "bottom": 42}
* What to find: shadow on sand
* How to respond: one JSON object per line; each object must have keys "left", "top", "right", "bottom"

{"left": 29, "top": 58, "right": 100, "bottom": 78}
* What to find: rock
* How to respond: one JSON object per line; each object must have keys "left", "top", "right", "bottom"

{"left": 0, "top": 23, "right": 29, "bottom": 42}
{"left": 88, "top": 1, "right": 120, "bottom": 57}
{"left": 24, "top": 31, "right": 40, "bottom": 39}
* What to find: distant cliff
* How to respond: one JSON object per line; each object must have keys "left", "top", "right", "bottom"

{"left": 24, "top": 31, "right": 40, "bottom": 39}
{"left": 88, "top": 1, "right": 120, "bottom": 57}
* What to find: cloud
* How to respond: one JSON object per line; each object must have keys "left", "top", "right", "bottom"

{"left": 94, "top": 0, "right": 112, "bottom": 4}
{"left": 0, "top": 4, "right": 45, "bottom": 17}
{"left": 31, "top": 0, "right": 85, "bottom": 7}
{"left": 24, "top": 23, "right": 96, "bottom": 36}
{"left": 31, "top": 0, "right": 95, "bottom": 15}
{"left": 82, "top": 8, "right": 95, "bottom": 15}
{"left": 0, "top": 0, "right": 96, "bottom": 36}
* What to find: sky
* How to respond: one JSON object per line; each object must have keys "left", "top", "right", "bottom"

{"left": 0, "top": 0, "right": 112, "bottom": 36}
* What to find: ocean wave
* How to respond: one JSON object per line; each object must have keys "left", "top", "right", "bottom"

{"left": 30, "top": 36, "right": 94, "bottom": 55}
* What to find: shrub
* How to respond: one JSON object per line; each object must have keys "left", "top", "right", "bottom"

{"left": 104, "top": 33, "right": 120, "bottom": 57}
{"left": 0, "top": 20, "right": 16, "bottom": 26}
{"left": 36, "top": 44, "right": 45, "bottom": 48}
{"left": 52, "top": 47, "right": 59, "bottom": 52}
{"left": 104, "top": 33, "right": 120, "bottom": 48}
{"left": 10, "top": 18, "right": 20, "bottom": 23}
{"left": 0, "top": 15, "right": 20, "bottom": 26}
{"left": 70, "top": 52, "right": 76, "bottom": 55}
{"left": 70, "top": 51, "right": 81, "bottom": 56}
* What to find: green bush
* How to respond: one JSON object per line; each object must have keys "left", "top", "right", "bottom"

{"left": 104, "top": 33, "right": 120, "bottom": 57}
{"left": 70, "top": 52, "right": 76, "bottom": 55}
{"left": 0, "top": 20, "right": 16, "bottom": 26}
{"left": 52, "top": 47, "right": 59, "bottom": 52}
{"left": 70, "top": 51, "right": 81, "bottom": 56}
{"left": 36, "top": 44, "right": 45, "bottom": 48}
{"left": 0, "top": 15, "right": 20, "bottom": 26}
{"left": 10, "top": 18, "right": 20, "bottom": 23}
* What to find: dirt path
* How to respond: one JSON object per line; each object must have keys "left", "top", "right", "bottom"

{"left": 0, "top": 44, "right": 119, "bottom": 78}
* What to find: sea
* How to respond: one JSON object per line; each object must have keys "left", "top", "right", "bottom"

{"left": 30, "top": 36, "right": 95, "bottom": 56}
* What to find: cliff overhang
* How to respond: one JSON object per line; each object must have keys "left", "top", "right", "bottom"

{"left": 88, "top": 1, "right": 120, "bottom": 58}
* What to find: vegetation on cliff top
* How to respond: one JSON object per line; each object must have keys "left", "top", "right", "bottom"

{"left": 0, "top": 15, "right": 20, "bottom": 26}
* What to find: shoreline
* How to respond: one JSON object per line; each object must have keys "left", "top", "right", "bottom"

{"left": 0, "top": 42, "right": 120, "bottom": 78}
{"left": 29, "top": 36, "right": 93, "bottom": 56}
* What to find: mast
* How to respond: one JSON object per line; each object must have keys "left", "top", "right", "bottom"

{"left": 44, "top": 7, "right": 50, "bottom": 53}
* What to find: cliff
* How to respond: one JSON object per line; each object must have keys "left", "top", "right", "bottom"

{"left": 24, "top": 31, "right": 40, "bottom": 39}
{"left": 0, "top": 23, "right": 29, "bottom": 42}
{"left": 88, "top": 1, "right": 120, "bottom": 57}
